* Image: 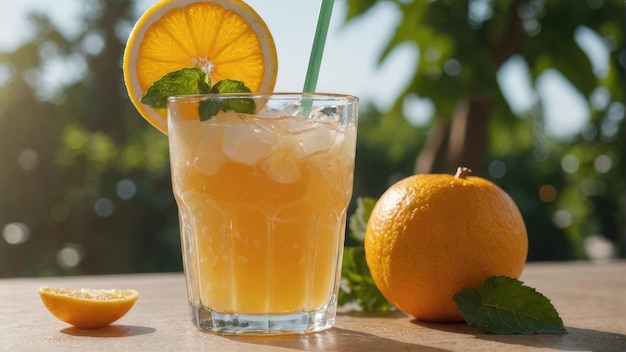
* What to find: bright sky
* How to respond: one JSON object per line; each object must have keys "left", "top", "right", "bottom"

{"left": 0, "top": 0, "right": 605, "bottom": 140}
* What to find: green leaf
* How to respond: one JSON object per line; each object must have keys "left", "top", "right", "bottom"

{"left": 453, "top": 276, "right": 567, "bottom": 334}
{"left": 348, "top": 197, "right": 377, "bottom": 243}
{"left": 198, "top": 100, "right": 219, "bottom": 122}
{"left": 140, "top": 68, "right": 255, "bottom": 121}
{"left": 140, "top": 67, "right": 210, "bottom": 109}
{"left": 210, "top": 79, "right": 256, "bottom": 115}
{"left": 340, "top": 197, "right": 394, "bottom": 312}
{"left": 210, "top": 79, "right": 251, "bottom": 94}
{"left": 340, "top": 246, "right": 394, "bottom": 312}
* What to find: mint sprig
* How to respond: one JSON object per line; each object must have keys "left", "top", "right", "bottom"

{"left": 454, "top": 276, "right": 567, "bottom": 334}
{"left": 204, "top": 79, "right": 256, "bottom": 120}
{"left": 140, "top": 67, "right": 210, "bottom": 109}
{"left": 140, "top": 67, "right": 255, "bottom": 121}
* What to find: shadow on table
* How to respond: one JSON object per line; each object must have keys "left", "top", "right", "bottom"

{"left": 226, "top": 327, "right": 452, "bottom": 352}
{"left": 60, "top": 324, "right": 156, "bottom": 337}
{"left": 413, "top": 321, "right": 626, "bottom": 351}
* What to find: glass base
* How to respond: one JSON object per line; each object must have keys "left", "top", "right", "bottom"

{"left": 188, "top": 298, "right": 338, "bottom": 335}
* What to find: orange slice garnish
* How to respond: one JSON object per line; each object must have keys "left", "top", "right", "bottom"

{"left": 123, "top": 0, "right": 278, "bottom": 134}
{"left": 38, "top": 287, "right": 139, "bottom": 328}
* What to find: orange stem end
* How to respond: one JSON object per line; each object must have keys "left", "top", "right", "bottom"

{"left": 454, "top": 166, "right": 472, "bottom": 179}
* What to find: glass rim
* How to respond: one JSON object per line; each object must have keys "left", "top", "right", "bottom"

{"left": 167, "top": 92, "right": 359, "bottom": 103}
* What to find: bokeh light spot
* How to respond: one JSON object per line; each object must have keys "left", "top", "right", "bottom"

{"left": 594, "top": 154, "right": 612, "bottom": 173}
{"left": 56, "top": 243, "right": 84, "bottom": 270}
{"left": 538, "top": 184, "right": 557, "bottom": 203}
{"left": 444, "top": 59, "right": 461, "bottom": 76}
{"left": 553, "top": 209, "right": 573, "bottom": 229}
{"left": 2, "top": 223, "right": 30, "bottom": 245}
{"left": 116, "top": 179, "right": 137, "bottom": 200}
{"left": 561, "top": 154, "right": 579, "bottom": 173}
{"left": 584, "top": 234, "right": 615, "bottom": 262}
{"left": 488, "top": 160, "right": 506, "bottom": 179}
{"left": 17, "top": 149, "right": 38, "bottom": 170}
{"left": 81, "top": 31, "right": 105, "bottom": 56}
{"left": 94, "top": 198, "right": 114, "bottom": 217}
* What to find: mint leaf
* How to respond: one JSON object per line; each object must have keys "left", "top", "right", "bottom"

{"left": 198, "top": 100, "right": 219, "bottom": 121}
{"left": 348, "top": 197, "right": 377, "bottom": 243}
{"left": 197, "top": 79, "right": 256, "bottom": 121}
{"left": 141, "top": 67, "right": 210, "bottom": 109}
{"left": 210, "top": 79, "right": 251, "bottom": 94}
{"left": 339, "top": 246, "right": 394, "bottom": 312}
{"left": 210, "top": 79, "right": 256, "bottom": 114}
{"left": 453, "top": 276, "right": 567, "bottom": 334}
{"left": 140, "top": 68, "right": 255, "bottom": 121}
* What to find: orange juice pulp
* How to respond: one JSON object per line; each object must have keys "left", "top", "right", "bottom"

{"left": 170, "top": 111, "right": 356, "bottom": 314}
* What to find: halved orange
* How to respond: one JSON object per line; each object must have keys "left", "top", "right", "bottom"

{"left": 123, "top": 0, "right": 278, "bottom": 134}
{"left": 39, "top": 287, "right": 139, "bottom": 328}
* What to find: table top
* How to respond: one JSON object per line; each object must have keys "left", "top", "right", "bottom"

{"left": 2, "top": 261, "right": 625, "bottom": 351}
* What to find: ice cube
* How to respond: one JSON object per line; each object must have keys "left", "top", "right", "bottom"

{"left": 190, "top": 122, "right": 226, "bottom": 175}
{"left": 258, "top": 100, "right": 303, "bottom": 118}
{"left": 309, "top": 105, "right": 341, "bottom": 122}
{"left": 269, "top": 115, "right": 318, "bottom": 136}
{"left": 276, "top": 101, "right": 303, "bottom": 116}
{"left": 294, "top": 123, "right": 341, "bottom": 158}
{"left": 222, "top": 116, "right": 277, "bottom": 165}
{"left": 169, "top": 120, "right": 202, "bottom": 161}
{"left": 262, "top": 145, "right": 300, "bottom": 184}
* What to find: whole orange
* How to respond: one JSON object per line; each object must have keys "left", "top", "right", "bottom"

{"left": 364, "top": 167, "right": 528, "bottom": 322}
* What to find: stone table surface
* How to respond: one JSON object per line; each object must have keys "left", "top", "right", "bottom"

{"left": 2, "top": 261, "right": 625, "bottom": 351}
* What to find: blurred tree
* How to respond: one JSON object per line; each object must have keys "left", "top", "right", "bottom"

{"left": 0, "top": 1, "right": 180, "bottom": 277}
{"left": 346, "top": 0, "right": 622, "bottom": 173}
{"left": 346, "top": 0, "right": 624, "bottom": 259}
{"left": 0, "top": 0, "right": 623, "bottom": 277}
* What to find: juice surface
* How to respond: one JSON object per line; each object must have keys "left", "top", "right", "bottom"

{"left": 170, "top": 111, "right": 356, "bottom": 314}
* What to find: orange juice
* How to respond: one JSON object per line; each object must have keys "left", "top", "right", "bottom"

{"left": 168, "top": 94, "right": 357, "bottom": 320}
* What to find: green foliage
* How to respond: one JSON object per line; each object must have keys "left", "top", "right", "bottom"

{"left": 339, "top": 246, "right": 394, "bottom": 312}
{"left": 339, "top": 197, "right": 394, "bottom": 312}
{"left": 351, "top": 104, "right": 422, "bottom": 206}
{"left": 0, "top": 1, "right": 180, "bottom": 277}
{"left": 0, "top": 0, "right": 623, "bottom": 280}
{"left": 346, "top": 0, "right": 625, "bottom": 261}
{"left": 344, "top": 0, "right": 378, "bottom": 21}
{"left": 348, "top": 197, "right": 377, "bottom": 243}
{"left": 454, "top": 276, "right": 566, "bottom": 334}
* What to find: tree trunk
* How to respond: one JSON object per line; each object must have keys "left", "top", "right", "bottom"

{"left": 413, "top": 0, "right": 525, "bottom": 175}
{"left": 415, "top": 94, "right": 493, "bottom": 175}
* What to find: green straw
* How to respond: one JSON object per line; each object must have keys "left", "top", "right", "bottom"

{"left": 303, "top": 0, "right": 335, "bottom": 93}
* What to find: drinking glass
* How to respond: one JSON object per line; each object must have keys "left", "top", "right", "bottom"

{"left": 167, "top": 93, "right": 358, "bottom": 334}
